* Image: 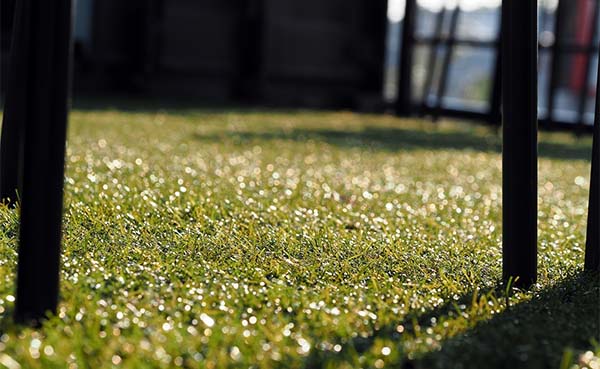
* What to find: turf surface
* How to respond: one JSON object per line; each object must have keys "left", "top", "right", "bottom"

{"left": 0, "top": 106, "right": 598, "bottom": 368}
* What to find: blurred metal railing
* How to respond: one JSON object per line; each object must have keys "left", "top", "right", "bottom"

{"left": 395, "top": 0, "right": 599, "bottom": 133}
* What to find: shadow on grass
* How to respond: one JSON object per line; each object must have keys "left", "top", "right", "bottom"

{"left": 194, "top": 127, "right": 592, "bottom": 162}
{"left": 303, "top": 272, "right": 599, "bottom": 369}
{"left": 416, "top": 272, "right": 599, "bottom": 369}
{"left": 70, "top": 97, "right": 592, "bottom": 161}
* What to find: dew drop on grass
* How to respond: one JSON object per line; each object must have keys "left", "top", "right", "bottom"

{"left": 200, "top": 313, "right": 215, "bottom": 328}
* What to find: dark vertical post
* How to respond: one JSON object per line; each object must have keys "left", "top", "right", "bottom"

{"left": 585, "top": 55, "right": 600, "bottom": 271}
{"left": 489, "top": 47, "right": 502, "bottom": 126}
{"left": 358, "top": 0, "right": 389, "bottom": 96}
{"left": 489, "top": 9, "right": 503, "bottom": 126}
{"left": 8, "top": 0, "right": 73, "bottom": 323}
{"left": 0, "top": 0, "right": 26, "bottom": 205}
{"left": 395, "top": 0, "right": 417, "bottom": 116}
{"left": 421, "top": 7, "right": 446, "bottom": 114}
{"left": 501, "top": 0, "right": 538, "bottom": 287}
{"left": 433, "top": 5, "right": 460, "bottom": 122}
{"left": 546, "top": 0, "right": 566, "bottom": 126}
{"left": 576, "top": 2, "right": 600, "bottom": 134}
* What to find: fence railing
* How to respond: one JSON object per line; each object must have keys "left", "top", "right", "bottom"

{"left": 395, "top": 0, "right": 600, "bottom": 133}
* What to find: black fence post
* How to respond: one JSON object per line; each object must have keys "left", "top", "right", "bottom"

{"left": 585, "top": 57, "right": 600, "bottom": 271}
{"left": 420, "top": 7, "right": 446, "bottom": 115}
{"left": 356, "top": 0, "right": 389, "bottom": 99}
{"left": 0, "top": 0, "right": 27, "bottom": 205}
{"left": 546, "top": 0, "right": 566, "bottom": 126}
{"left": 395, "top": 0, "right": 416, "bottom": 116}
{"left": 489, "top": 9, "right": 503, "bottom": 127}
{"left": 576, "top": 2, "right": 600, "bottom": 136}
{"left": 7, "top": 0, "right": 73, "bottom": 323}
{"left": 433, "top": 5, "right": 460, "bottom": 122}
{"left": 501, "top": 0, "right": 538, "bottom": 287}
{"left": 489, "top": 46, "right": 502, "bottom": 126}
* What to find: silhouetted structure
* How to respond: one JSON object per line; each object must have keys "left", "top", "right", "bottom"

{"left": 432, "top": 5, "right": 460, "bottom": 122}
{"left": 0, "top": 0, "right": 73, "bottom": 323}
{"left": 501, "top": 0, "right": 538, "bottom": 287}
{"left": 395, "top": 0, "right": 416, "bottom": 116}
{"left": 585, "top": 55, "right": 600, "bottom": 271}
{"left": 395, "top": 0, "right": 598, "bottom": 132}
{"left": 0, "top": 0, "right": 15, "bottom": 91}
{"left": 57, "top": 0, "right": 388, "bottom": 108}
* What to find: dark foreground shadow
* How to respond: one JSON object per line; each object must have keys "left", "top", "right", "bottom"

{"left": 303, "top": 272, "right": 599, "bottom": 369}
{"left": 194, "top": 126, "right": 593, "bottom": 162}
{"left": 416, "top": 272, "right": 599, "bottom": 369}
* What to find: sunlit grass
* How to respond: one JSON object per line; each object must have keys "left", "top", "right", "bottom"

{"left": 0, "top": 106, "right": 597, "bottom": 368}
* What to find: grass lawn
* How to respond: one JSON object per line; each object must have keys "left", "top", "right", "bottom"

{"left": 0, "top": 104, "right": 598, "bottom": 368}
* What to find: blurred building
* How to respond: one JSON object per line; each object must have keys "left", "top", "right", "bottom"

{"left": 0, "top": 0, "right": 387, "bottom": 109}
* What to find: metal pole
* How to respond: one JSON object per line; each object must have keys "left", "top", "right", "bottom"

{"left": 489, "top": 9, "right": 503, "bottom": 127}
{"left": 546, "top": 0, "right": 566, "bottom": 126}
{"left": 9, "top": 0, "right": 73, "bottom": 323}
{"left": 0, "top": 0, "right": 27, "bottom": 205}
{"left": 359, "top": 0, "right": 389, "bottom": 96}
{"left": 395, "top": 0, "right": 417, "bottom": 116}
{"left": 576, "top": 1, "right": 600, "bottom": 134}
{"left": 501, "top": 0, "right": 538, "bottom": 287}
{"left": 433, "top": 5, "right": 460, "bottom": 122}
{"left": 585, "top": 49, "right": 600, "bottom": 271}
{"left": 421, "top": 7, "right": 447, "bottom": 115}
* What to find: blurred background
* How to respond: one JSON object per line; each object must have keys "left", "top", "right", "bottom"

{"left": 0, "top": 0, "right": 598, "bottom": 130}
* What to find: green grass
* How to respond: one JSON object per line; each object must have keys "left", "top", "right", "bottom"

{"left": 0, "top": 105, "right": 598, "bottom": 369}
